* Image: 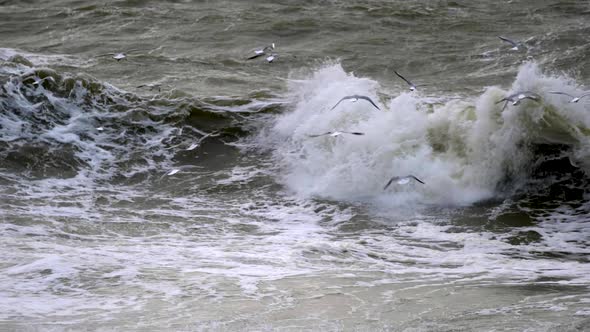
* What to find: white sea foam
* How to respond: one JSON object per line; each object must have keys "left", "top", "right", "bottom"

{"left": 1, "top": 56, "right": 589, "bottom": 330}
{"left": 260, "top": 62, "right": 590, "bottom": 207}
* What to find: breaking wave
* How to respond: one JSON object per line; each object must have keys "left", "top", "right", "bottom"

{"left": 260, "top": 62, "right": 590, "bottom": 207}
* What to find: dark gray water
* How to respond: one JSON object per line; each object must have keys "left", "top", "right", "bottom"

{"left": 1, "top": 0, "right": 590, "bottom": 331}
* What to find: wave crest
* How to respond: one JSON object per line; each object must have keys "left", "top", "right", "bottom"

{"left": 261, "top": 62, "right": 590, "bottom": 206}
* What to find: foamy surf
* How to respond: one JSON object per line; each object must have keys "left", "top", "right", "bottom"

{"left": 2, "top": 1, "right": 590, "bottom": 330}
{"left": 261, "top": 62, "right": 590, "bottom": 207}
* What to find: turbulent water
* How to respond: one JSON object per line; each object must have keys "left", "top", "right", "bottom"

{"left": 1, "top": 0, "right": 590, "bottom": 331}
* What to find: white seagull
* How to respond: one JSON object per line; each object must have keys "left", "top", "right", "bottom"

{"left": 97, "top": 52, "right": 129, "bottom": 61}
{"left": 330, "top": 95, "right": 380, "bottom": 110}
{"left": 31, "top": 76, "right": 55, "bottom": 86}
{"left": 548, "top": 91, "right": 590, "bottom": 103}
{"left": 307, "top": 131, "right": 365, "bottom": 138}
{"left": 247, "top": 43, "right": 275, "bottom": 60}
{"left": 498, "top": 36, "right": 521, "bottom": 51}
{"left": 496, "top": 91, "right": 541, "bottom": 110}
{"left": 166, "top": 169, "right": 180, "bottom": 176}
{"left": 137, "top": 83, "right": 167, "bottom": 92}
{"left": 98, "top": 49, "right": 144, "bottom": 62}
{"left": 383, "top": 175, "right": 425, "bottom": 190}
{"left": 186, "top": 131, "right": 220, "bottom": 151}
{"left": 266, "top": 53, "right": 278, "bottom": 63}
{"left": 112, "top": 52, "right": 127, "bottom": 61}
{"left": 394, "top": 71, "right": 424, "bottom": 92}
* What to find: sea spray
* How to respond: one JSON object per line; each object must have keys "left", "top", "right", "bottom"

{"left": 261, "top": 62, "right": 590, "bottom": 206}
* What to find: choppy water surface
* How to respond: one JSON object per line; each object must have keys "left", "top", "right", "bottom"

{"left": 1, "top": 0, "right": 590, "bottom": 330}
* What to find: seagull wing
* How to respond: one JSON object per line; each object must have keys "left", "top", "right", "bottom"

{"left": 506, "top": 92, "right": 522, "bottom": 100}
{"left": 247, "top": 53, "right": 265, "bottom": 60}
{"left": 498, "top": 36, "right": 518, "bottom": 47}
{"left": 200, "top": 130, "right": 221, "bottom": 140}
{"left": 32, "top": 77, "right": 53, "bottom": 85}
{"left": 187, "top": 131, "right": 220, "bottom": 149}
{"left": 410, "top": 175, "right": 425, "bottom": 184}
{"left": 357, "top": 95, "right": 381, "bottom": 110}
{"left": 498, "top": 91, "right": 532, "bottom": 103}
{"left": 186, "top": 142, "right": 200, "bottom": 151}
{"left": 524, "top": 93, "right": 541, "bottom": 101}
{"left": 307, "top": 132, "right": 333, "bottom": 138}
{"left": 578, "top": 92, "right": 590, "bottom": 100}
{"left": 341, "top": 131, "right": 365, "bottom": 136}
{"left": 500, "top": 100, "right": 509, "bottom": 111}
{"left": 548, "top": 91, "right": 575, "bottom": 98}
{"left": 383, "top": 176, "right": 400, "bottom": 190}
{"left": 330, "top": 96, "right": 353, "bottom": 110}
{"left": 167, "top": 169, "right": 180, "bottom": 176}
{"left": 394, "top": 71, "right": 415, "bottom": 87}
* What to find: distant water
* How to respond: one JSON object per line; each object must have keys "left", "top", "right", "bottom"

{"left": 1, "top": 1, "right": 590, "bottom": 331}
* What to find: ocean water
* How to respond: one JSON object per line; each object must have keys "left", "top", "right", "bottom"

{"left": 1, "top": 0, "right": 590, "bottom": 331}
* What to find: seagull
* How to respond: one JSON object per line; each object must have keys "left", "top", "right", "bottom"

{"left": 137, "top": 84, "right": 165, "bottom": 92}
{"left": 247, "top": 43, "right": 275, "bottom": 60}
{"left": 97, "top": 52, "right": 129, "bottom": 61}
{"left": 498, "top": 36, "right": 521, "bottom": 51}
{"left": 186, "top": 131, "right": 220, "bottom": 151}
{"left": 186, "top": 142, "right": 200, "bottom": 151}
{"left": 394, "top": 71, "right": 424, "bottom": 92}
{"left": 383, "top": 175, "right": 425, "bottom": 190}
{"left": 31, "top": 76, "right": 55, "bottom": 87}
{"left": 496, "top": 91, "right": 541, "bottom": 110}
{"left": 266, "top": 53, "right": 278, "bottom": 63}
{"left": 112, "top": 53, "right": 127, "bottom": 61}
{"left": 166, "top": 169, "right": 180, "bottom": 176}
{"left": 548, "top": 91, "right": 590, "bottom": 103}
{"left": 330, "top": 95, "right": 380, "bottom": 110}
{"left": 307, "top": 131, "right": 365, "bottom": 138}
{"left": 98, "top": 50, "right": 142, "bottom": 62}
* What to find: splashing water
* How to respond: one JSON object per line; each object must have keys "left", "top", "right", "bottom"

{"left": 261, "top": 62, "right": 590, "bottom": 207}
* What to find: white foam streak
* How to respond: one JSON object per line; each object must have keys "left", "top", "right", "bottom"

{"left": 0, "top": 47, "right": 93, "bottom": 68}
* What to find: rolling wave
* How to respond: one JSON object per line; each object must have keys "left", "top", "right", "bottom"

{"left": 0, "top": 51, "right": 277, "bottom": 186}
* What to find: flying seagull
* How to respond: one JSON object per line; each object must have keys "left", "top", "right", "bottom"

{"left": 31, "top": 76, "right": 55, "bottom": 86}
{"left": 98, "top": 48, "right": 147, "bottom": 61}
{"left": 383, "top": 175, "right": 425, "bottom": 190}
{"left": 98, "top": 52, "right": 129, "bottom": 61}
{"left": 166, "top": 169, "right": 180, "bottom": 176}
{"left": 394, "top": 71, "right": 424, "bottom": 92}
{"left": 247, "top": 43, "right": 275, "bottom": 60}
{"left": 137, "top": 83, "right": 166, "bottom": 92}
{"left": 330, "top": 95, "right": 380, "bottom": 110}
{"left": 548, "top": 91, "right": 590, "bottom": 103}
{"left": 186, "top": 131, "right": 220, "bottom": 151}
{"left": 266, "top": 53, "right": 278, "bottom": 63}
{"left": 111, "top": 52, "right": 127, "bottom": 61}
{"left": 496, "top": 91, "right": 541, "bottom": 110}
{"left": 498, "top": 36, "right": 521, "bottom": 51}
{"left": 307, "top": 131, "right": 365, "bottom": 138}
{"left": 161, "top": 165, "right": 200, "bottom": 178}
{"left": 186, "top": 142, "right": 200, "bottom": 151}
